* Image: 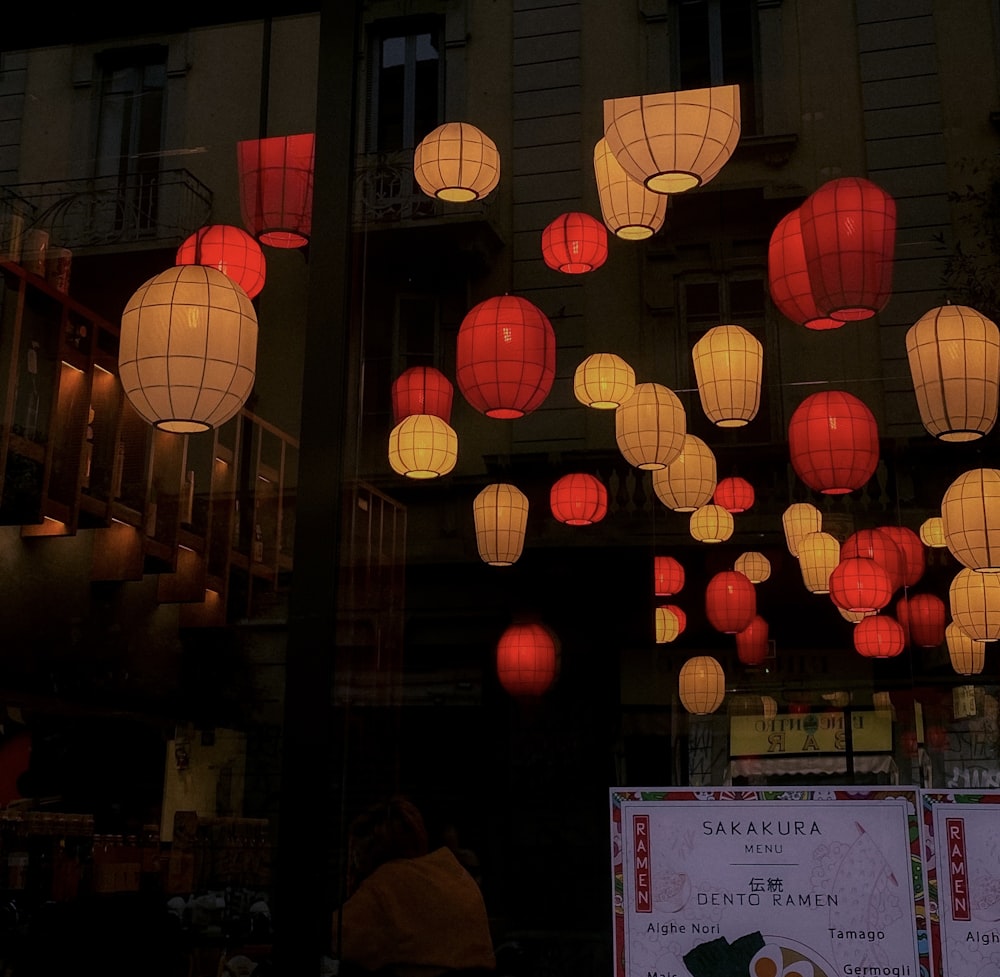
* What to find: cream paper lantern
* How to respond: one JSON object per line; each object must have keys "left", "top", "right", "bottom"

{"left": 797, "top": 531, "right": 841, "bottom": 594}
{"left": 651, "top": 434, "right": 717, "bottom": 512}
{"left": 872, "top": 691, "right": 893, "bottom": 714}
{"left": 905, "top": 304, "right": 1000, "bottom": 442}
{"left": 655, "top": 606, "right": 680, "bottom": 644}
{"left": 760, "top": 695, "right": 778, "bottom": 720}
{"left": 592, "top": 137, "right": 668, "bottom": 240}
{"left": 691, "top": 324, "right": 762, "bottom": 427}
{"left": 413, "top": 122, "right": 500, "bottom": 202}
{"left": 388, "top": 414, "right": 458, "bottom": 479}
{"left": 782, "top": 502, "right": 822, "bottom": 557}
{"left": 615, "top": 382, "right": 687, "bottom": 470}
{"left": 473, "top": 483, "right": 529, "bottom": 566}
{"left": 603, "top": 85, "right": 741, "bottom": 194}
{"left": 689, "top": 504, "right": 734, "bottom": 543}
{"left": 573, "top": 352, "right": 636, "bottom": 409}
{"left": 941, "top": 468, "right": 1000, "bottom": 571}
{"left": 734, "top": 551, "right": 771, "bottom": 584}
{"left": 678, "top": 655, "right": 726, "bottom": 715}
{"left": 919, "top": 516, "right": 947, "bottom": 548}
{"left": 838, "top": 606, "right": 875, "bottom": 624}
{"left": 946, "top": 621, "right": 986, "bottom": 676}
{"left": 950, "top": 567, "right": 1000, "bottom": 642}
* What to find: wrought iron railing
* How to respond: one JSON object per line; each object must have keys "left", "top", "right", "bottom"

{"left": 0, "top": 169, "right": 213, "bottom": 253}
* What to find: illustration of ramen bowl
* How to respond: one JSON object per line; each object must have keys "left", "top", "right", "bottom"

{"left": 750, "top": 940, "right": 835, "bottom": 977}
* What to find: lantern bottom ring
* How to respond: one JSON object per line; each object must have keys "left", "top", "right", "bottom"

{"left": 259, "top": 229, "right": 310, "bottom": 248}
{"left": 615, "top": 226, "right": 655, "bottom": 241}
{"left": 937, "top": 430, "right": 990, "bottom": 442}
{"left": 556, "top": 262, "right": 598, "bottom": 274}
{"left": 830, "top": 306, "right": 877, "bottom": 322}
{"left": 646, "top": 171, "right": 699, "bottom": 193}
{"left": 156, "top": 419, "right": 212, "bottom": 434}
{"left": 437, "top": 187, "right": 479, "bottom": 202}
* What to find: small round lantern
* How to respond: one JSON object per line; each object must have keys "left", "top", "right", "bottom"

{"left": 391, "top": 365, "right": 454, "bottom": 424}
{"left": 474, "top": 483, "right": 529, "bottom": 566}
{"left": 541, "top": 212, "right": 608, "bottom": 273}
{"left": 176, "top": 224, "right": 266, "bottom": 300}
{"left": 496, "top": 622, "right": 557, "bottom": 696}
{"left": 678, "top": 656, "right": 726, "bottom": 715}
{"left": 550, "top": 473, "right": 608, "bottom": 526}
{"left": 237, "top": 133, "right": 315, "bottom": 247}
{"left": 949, "top": 567, "right": 1000, "bottom": 642}
{"left": 782, "top": 502, "right": 823, "bottom": 557}
{"left": 573, "top": 352, "right": 635, "bottom": 409}
{"left": 879, "top": 525, "right": 926, "bottom": 588}
{"left": 919, "top": 516, "right": 947, "bottom": 548}
{"left": 413, "top": 122, "right": 500, "bottom": 202}
{"left": 388, "top": 414, "right": 458, "bottom": 479}
{"left": 691, "top": 324, "right": 762, "bottom": 427}
{"left": 829, "top": 557, "right": 894, "bottom": 613}
{"left": 736, "top": 615, "right": 769, "bottom": 666}
{"left": 798, "top": 531, "right": 841, "bottom": 595}
{"left": 651, "top": 435, "right": 717, "bottom": 512}
{"left": 946, "top": 622, "right": 985, "bottom": 676}
{"left": 841, "top": 529, "right": 905, "bottom": 593}
{"left": 788, "top": 390, "right": 879, "bottom": 494}
{"left": 903, "top": 593, "right": 946, "bottom": 647}
{"left": 714, "top": 476, "right": 754, "bottom": 513}
{"left": 690, "top": 504, "right": 734, "bottom": 543}
{"left": 853, "top": 614, "right": 905, "bottom": 658}
{"left": 653, "top": 556, "right": 685, "bottom": 597}
{"left": 655, "top": 606, "right": 680, "bottom": 644}
{"left": 734, "top": 551, "right": 771, "bottom": 584}
{"left": 941, "top": 468, "right": 1000, "bottom": 572}
{"left": 767, "top": 208, "right": 842, "bottom": 330}
{"left": 593, "top": 137, "right": 667, "bottom": 240}
{"left": 615, "top": 382, "right": 687, "bottom": 470}
{"left": 705, "top": 570, "right": 756, "bottom": 634}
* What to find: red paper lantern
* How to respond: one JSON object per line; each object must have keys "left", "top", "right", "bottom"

{"left": 237, "top": 133, "right": 315, "bottom": 248}
{"left": 391, "top": 366, "right": 454, "bottom": 424}
{"left": 663, "top": 604, "right": 687, "bottom": 634}
{"left": 903, "top": 593, "right": 946, "bottom": 647}
{"left": 927, "top": 725, "right": 950, "bottom": 752}
{"left": 541, "top": 212, "right": 608, "bottom": 274}
{"left": 798, "top": 176, "right": 896, "bottom": 321}
{"left": 176, "top": 225, "right": 266, "bottom": 299}
{"left": 767, "top": 209, "right": 842, "bottom": 330}
{"left": 879, "top": 525, "right": 925, "bottom": 588}
{"left": 456, "top": 295, "right": 556, "bottom": 418}
{"left": 653, "top": 556, "right": 685, "bottom": 597}
{"left": 496, "top": 622, "right": 558, "bottom": 697}
{"left": 713, "top": 476, "right": 755, "bottom": 513}
{"left": 829, "top": 557, "right": 893, "bottom": 612}
{"left": 788, "top": 390, "right": 879, "bottom": 494}
{"left": 841, "top": 529, "right": 905, "bottom": 593}
{"left": 736, "top": 615, "right": 769, "bottom": 666}
{"left": 705, "top": 570, "right": 756, "bottom": 634}
{"left": 550, "top": 473, "right": 608, "bottom": 526}
{"left": 853, "top": 614, "right": 905, "bottom": 658}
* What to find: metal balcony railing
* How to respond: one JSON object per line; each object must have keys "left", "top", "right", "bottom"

{"left": 0, "top": 169, "right": 213, "bottom": 254}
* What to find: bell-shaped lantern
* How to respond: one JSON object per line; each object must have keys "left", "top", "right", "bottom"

{"left": 391, "top": 366, "right": 454, "bottom": 424}
{"left": 949, "top": 567, "right": 1000, "bottom": 642}
{"left": 573, "top": 352, "right": 636, "bottom": 409}
{"left": 691, "top": 324, "right": 762, "bottom": 427}
{"left": 653, "top": 556, "right": 685, "bottom": 597}
{"left": 782, "top": 502, "right": 822, "bottom": 557}
{"left": 413, "top": 122, "right": 500, "bottom": 202}
{"left": 736, "top": 615, "right": 769, "bottom": 666}
{"left": 615, "top": 382, "right": 687, "bottom": 470}
{"left": 705, "top": 570, "right": 756, "bottom": 634}
{"left": 119, "top": 265, "right": 258, "bottom": 433}
{"left": 603, "top": 86, "right": 741, "bottom": 193}
{"left": 841, "top": 529, "right": 905, "bottom": 593}
{"left": 541, "top": 212, "right": 608, "bottom": 273}
{"left": 690, "top": 504, "right": 734, "bottom": 543}
{"left": 388, "top": 414, "right": 458, "bottom": 479}
{"left": 655, "top": 606, "right": 680, "bottom": 644}
{"left": 920, "top": 516, "right": 947, "bottom": 548}
{"left": 714, "top": 476, "right": 754, "bottom": 513}
{"left": 474, "top": 483, "right": 529, "bottom": 566}
{"left": 496, "top": 622, "right": 557, "bottom": 696}
{"left": 651, "top": 434, "right": 717, "bottom": 512}
{"left": 734, "top": 551, "right": 771, "bottom": 584}
{"left": 941, "top": 468, "right": 1000, "bottom": 572}
{"left": 456, "top": 295, "right": 555, "bottom": 418}
{"left": 946, "top": 621, "right": 985, "bottom": 676}
{"left": 853, "top": 615, "right": 905, "bottom": 659}
{"left": 592, "top": 137, "right": 667, "bottom": 240}
{"left": 797, "top": 176, "right": 896, "bottom": 321}
{"left": 798, "top": 531, "right": 841, "bottom": 595}
{"left": 905, "top": 305, "right": 1000, "bottom": 442}
{"left": 879, "top": 525, "right": 926, "bottom": 588}
{"left": 829, "top": 557, "right": 893, "bottom": 613}
{"left": 679, "top": 656, "right": 726, "bottom": 715}
{"left": 767, "top": 208, "right": 842, "bottom": 330}
{"left": 237, "top": 133, "right": 315, "bottom": 248}
{"left": 788, "top": 390, "right": 879, "bottom": 494}
{"left": 550, "top": 473, "right": 608, "bottom": 526}
{"left": 176, "top": 224, "right": 266, "bottom": 300}
{"left": 663, "top": 604, "right": 687, "bottom": 635}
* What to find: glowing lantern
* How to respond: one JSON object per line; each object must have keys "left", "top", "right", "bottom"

{"left": 655, "top": 606, "right": 680, "bottom": 644}
{"left": 176, "top": 224, "right": 266, "bottom": 299}
{"left": 829, "top": 557, "right": 893, "bottom": 613}
{"left": 736, "top": 615, "right": 769, "bottom": 666}
{"left": 941, "top": 468, "right": 1000, "bottom": 572}
{"left": 839, "top": 606, "right": 875, "bottom": 623}
{"left": 767, "top": 208, "right": 842, "bottom": 330}
{"left": 413, "top": 122, "right": 500, "bottom": 202}
{"left": 456, "top": 295, "right": 555, "bottom": 418}
{"left": 787, "top": 390, "right": 879, "bottom": 494}
{"left": 691, "top": 325, "right": 762, "bottom": 427}
{"left": 615, "top": 382, "right": 687, "bottom": 470}
{"left": 237, "top": 133, "right": 314, "bottom": 247}
{"left": 573, "top": 352, "right": 635, "bottom": 409}
{"left": 679, "top": 656, "right": 726, "bottom": 715}
{"left": 798, "top": 531, "right": 840, "bottom": 594}
{"left": 391, "top": 366, "right": 454, "bottom": 423}
{"left": 496, "top": 622, "right": 557, "bottom": 696}
{"left": 690, "top": 504, "right": 734, "bottom": 543}
{"left": 388, "top": 414, "right": 458, "bottom": 479}
{"left": 946, "top": 621, "right": 985, "bottom": 676}
{"left": 920, "top": 516, "right": 947, "bottom": 548}
{"left": 841, "top": 529, "right": 905, "bottom": 592}
{"left": 663, "top": 604, "right": 687, "bottom": 634}
{"left": 541, "top": 212, "right": 608, "bottom": 273}
{"left": 879, "top": 525, "right": 925, "bottom": 588}
{"left": 761, "top": 695, "right": 778, "bottom": 719}
{"left": 592, "top": 137, "right": 667, "bottom": 240}
{"left": 651, "top": 434, "right": 717, "bottom": 511}
{"left": 119, "top": 265, "right": 257, "bottom": 433}
{"left": 653, "top": 556, "right": 685, "bottom": 597}
{"left": 714, "top": 476, "right": 754, "bottom": 513}
{"left": 734, "top": 551, "right": 771, "bottom": 584}
{"left": 898, "top": 593, "right": 946, "bottom": 647}
{"left": 550, "top": 473, "right": 608, "bottom": 526}
{"left": 473, "top": 483, "right": 529, "bottom": 566}
{"left": 782, "top": 502, "right": 822, "bottom": 557}
{"left": 949, "top": 567, "right": 1000, "bottom": 641}
{"left": 853, "top": 615, "right": 905, "bottom": 658}
{"left": 905, "top": 304, "right": 1000, "bottom": 441}
{"left": 797, "top": 176, "right": 896, "bottom": 321}
{"left": 603, "top": 86, "right": 741, "bottom": 194}
{"left": 705, "top": 570, "right": 756, "bottom": 634}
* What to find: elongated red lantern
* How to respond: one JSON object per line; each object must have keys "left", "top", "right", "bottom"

{"left": 829, "top": 557, "right": 893, "bottom": 613}
{"left": 391, "top": 366, "right": 454, "bottom": 424}
{"left": 653, "top": 556, "right": 685, "bottom": 597}
{"left": 541, "top": 212, "right": 608, "bottom": 273}
{"left": 237, "top": 133, "right": 315, "bottom": 248}
{"left": 788, "top": 390, "right": 879, "bottom": 494}
{"left": 550, "top": 473, "right": 608, "bottom": 526}
{"left": 841, "top": 529, "right": 905, "bottom": 593}
{"left": 879, "top": 525, "right": 925, "bottom": 588}
{"left": 853, "top": 614, "right": 905, "bottom": 658}
{"left": 705, "top": 570, "right": 756, "bottom": 634}
{"left": 736, "top": 615, "right": 769, "bottom": 665}
{"left": 456, "top": 295, "right": 556, "bottom": 418}
{"left": 798, "top": 176, "right": 896, "bottom": 321}
{"left": 713, "top": 476, "right": 754, "bottom": 513}
{"left": 767, "top": 209, "right": 842, "bottom": 330}
{"left": 496, "top": 622, "right": 558, "bottom": 697}
{"left": 176, "top": 224, "right": 266, "bottom": 299}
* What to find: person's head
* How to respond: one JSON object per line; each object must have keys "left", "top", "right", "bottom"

{"left": 346, "top": 795, "right": 429, "bottom": 892}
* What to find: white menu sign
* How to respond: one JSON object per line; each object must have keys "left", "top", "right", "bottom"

{"left": 610, "top": 788, "right": 928, "bottom": 977}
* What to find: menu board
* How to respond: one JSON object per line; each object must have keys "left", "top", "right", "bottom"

{"left": 610, "top": 788, "right": 929, "bottom": 977}
{"left": 923, "top": 790, "right": 1000, "bottom": 977}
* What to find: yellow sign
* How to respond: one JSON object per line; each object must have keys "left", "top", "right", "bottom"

{"left": 729, "top": 710, "right": 893, "bottom": 757}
